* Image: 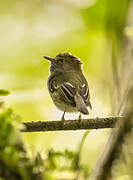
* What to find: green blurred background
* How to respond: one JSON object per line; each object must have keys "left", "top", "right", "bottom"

{"left": 0, "top": 0, "right": 132, "bottom": 179}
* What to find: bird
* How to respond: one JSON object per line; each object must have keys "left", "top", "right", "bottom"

{"left": 43, "top": 52, "right": 92, "bottom": 121}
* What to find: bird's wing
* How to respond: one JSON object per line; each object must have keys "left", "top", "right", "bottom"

{"left": 60, "top": 82, "right": 76, "bottom": 102}
{"left": 79, "top": 83, "right": 92, "bottom": 110}
{"left": 74, "top": 94, "right": 89, "bottom": 114}
{"left": 50, "top": 80, "right": 77, "bottom": 106}
{"left": 48, "top": 75, "right": 92, "bottom": 111}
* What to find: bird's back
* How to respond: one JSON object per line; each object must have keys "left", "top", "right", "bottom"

{"left": 48, "top": 71, "right": 91, "bottom": 112}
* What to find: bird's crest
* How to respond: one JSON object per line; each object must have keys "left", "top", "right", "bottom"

{"left": 56, "top": 52, "right": 82, "bottom": 64}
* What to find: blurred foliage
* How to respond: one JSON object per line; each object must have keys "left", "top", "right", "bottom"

{"left": 0, "top": 0, "right": 133, "bottom": 179}
{"left": 0, "top": 89, "right": 10, "bottom": 96}
{"left": 43, "top": 149, "right": 91, "bottom": 179}
{"left": 0, "top": 106, "right": 43, "bottom": 180}
{"left": 111, "top": 133, "right": 133, "bottom": 180}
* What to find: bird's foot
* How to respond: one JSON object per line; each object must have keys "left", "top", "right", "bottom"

{"left": 78, "top": 113, "right": 82, "bottom": 121}
{"left": 61, "top": 111, "right": 66, "bottom": 122}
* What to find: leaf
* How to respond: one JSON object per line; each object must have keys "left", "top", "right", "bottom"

{"left": 0, "top": 89, "right": 10, "bottom": 96}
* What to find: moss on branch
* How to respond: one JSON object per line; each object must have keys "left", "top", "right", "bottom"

{"left": 22, "top": 117, "right": 120, "bottom": 132}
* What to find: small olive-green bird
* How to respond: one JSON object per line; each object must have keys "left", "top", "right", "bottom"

{"left": 44, "top": 52, "right": 92, "bottom": 120}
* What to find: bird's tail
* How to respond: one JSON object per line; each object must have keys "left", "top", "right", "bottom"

{"left": 74, "top": 94, "right": 89, "bottom": 114}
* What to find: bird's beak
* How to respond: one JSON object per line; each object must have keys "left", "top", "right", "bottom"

{"left": 43, "top": 56, "right": 55, "bottom": 62}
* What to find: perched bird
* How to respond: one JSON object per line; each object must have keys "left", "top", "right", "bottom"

{"left": 44, "top": 52, "right": 92, "bottom": 121}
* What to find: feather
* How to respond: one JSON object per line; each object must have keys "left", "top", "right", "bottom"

{"left": 60, "top": 82, "right": 76, "bottom": 106}
{"left": 48, "top": 75, "right": 92, "bottom": 113}
{"left": 80, "top": 83, "right": 92, "bottom": 110}
{"left": 74, "top": 94, "right": 89, "bottom": 114}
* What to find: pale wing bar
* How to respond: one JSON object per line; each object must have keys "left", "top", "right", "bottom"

{"left": 60, "top": 82, "right": 76, "bottom": 106}
{"left": 80, "top": 84, "right": 92, "bottom": 109}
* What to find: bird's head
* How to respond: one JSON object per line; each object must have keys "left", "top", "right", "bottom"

{"left": 43, "top": 52, "right": 83, "bottom": 74}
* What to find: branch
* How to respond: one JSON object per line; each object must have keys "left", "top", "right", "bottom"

{"left": 21, "top": 117, "right": 120, "bottom": 132}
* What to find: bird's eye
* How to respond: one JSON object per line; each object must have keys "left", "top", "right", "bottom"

{"left": 76, "top": 60, "right": 80, "bottom": 64}
{"left": 60, "top": 60, "right": 63, "bottom": 63}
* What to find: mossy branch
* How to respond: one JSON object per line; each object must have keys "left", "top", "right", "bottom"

{"left": 21, "top": 117, "right": 120, "bottom": 132}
